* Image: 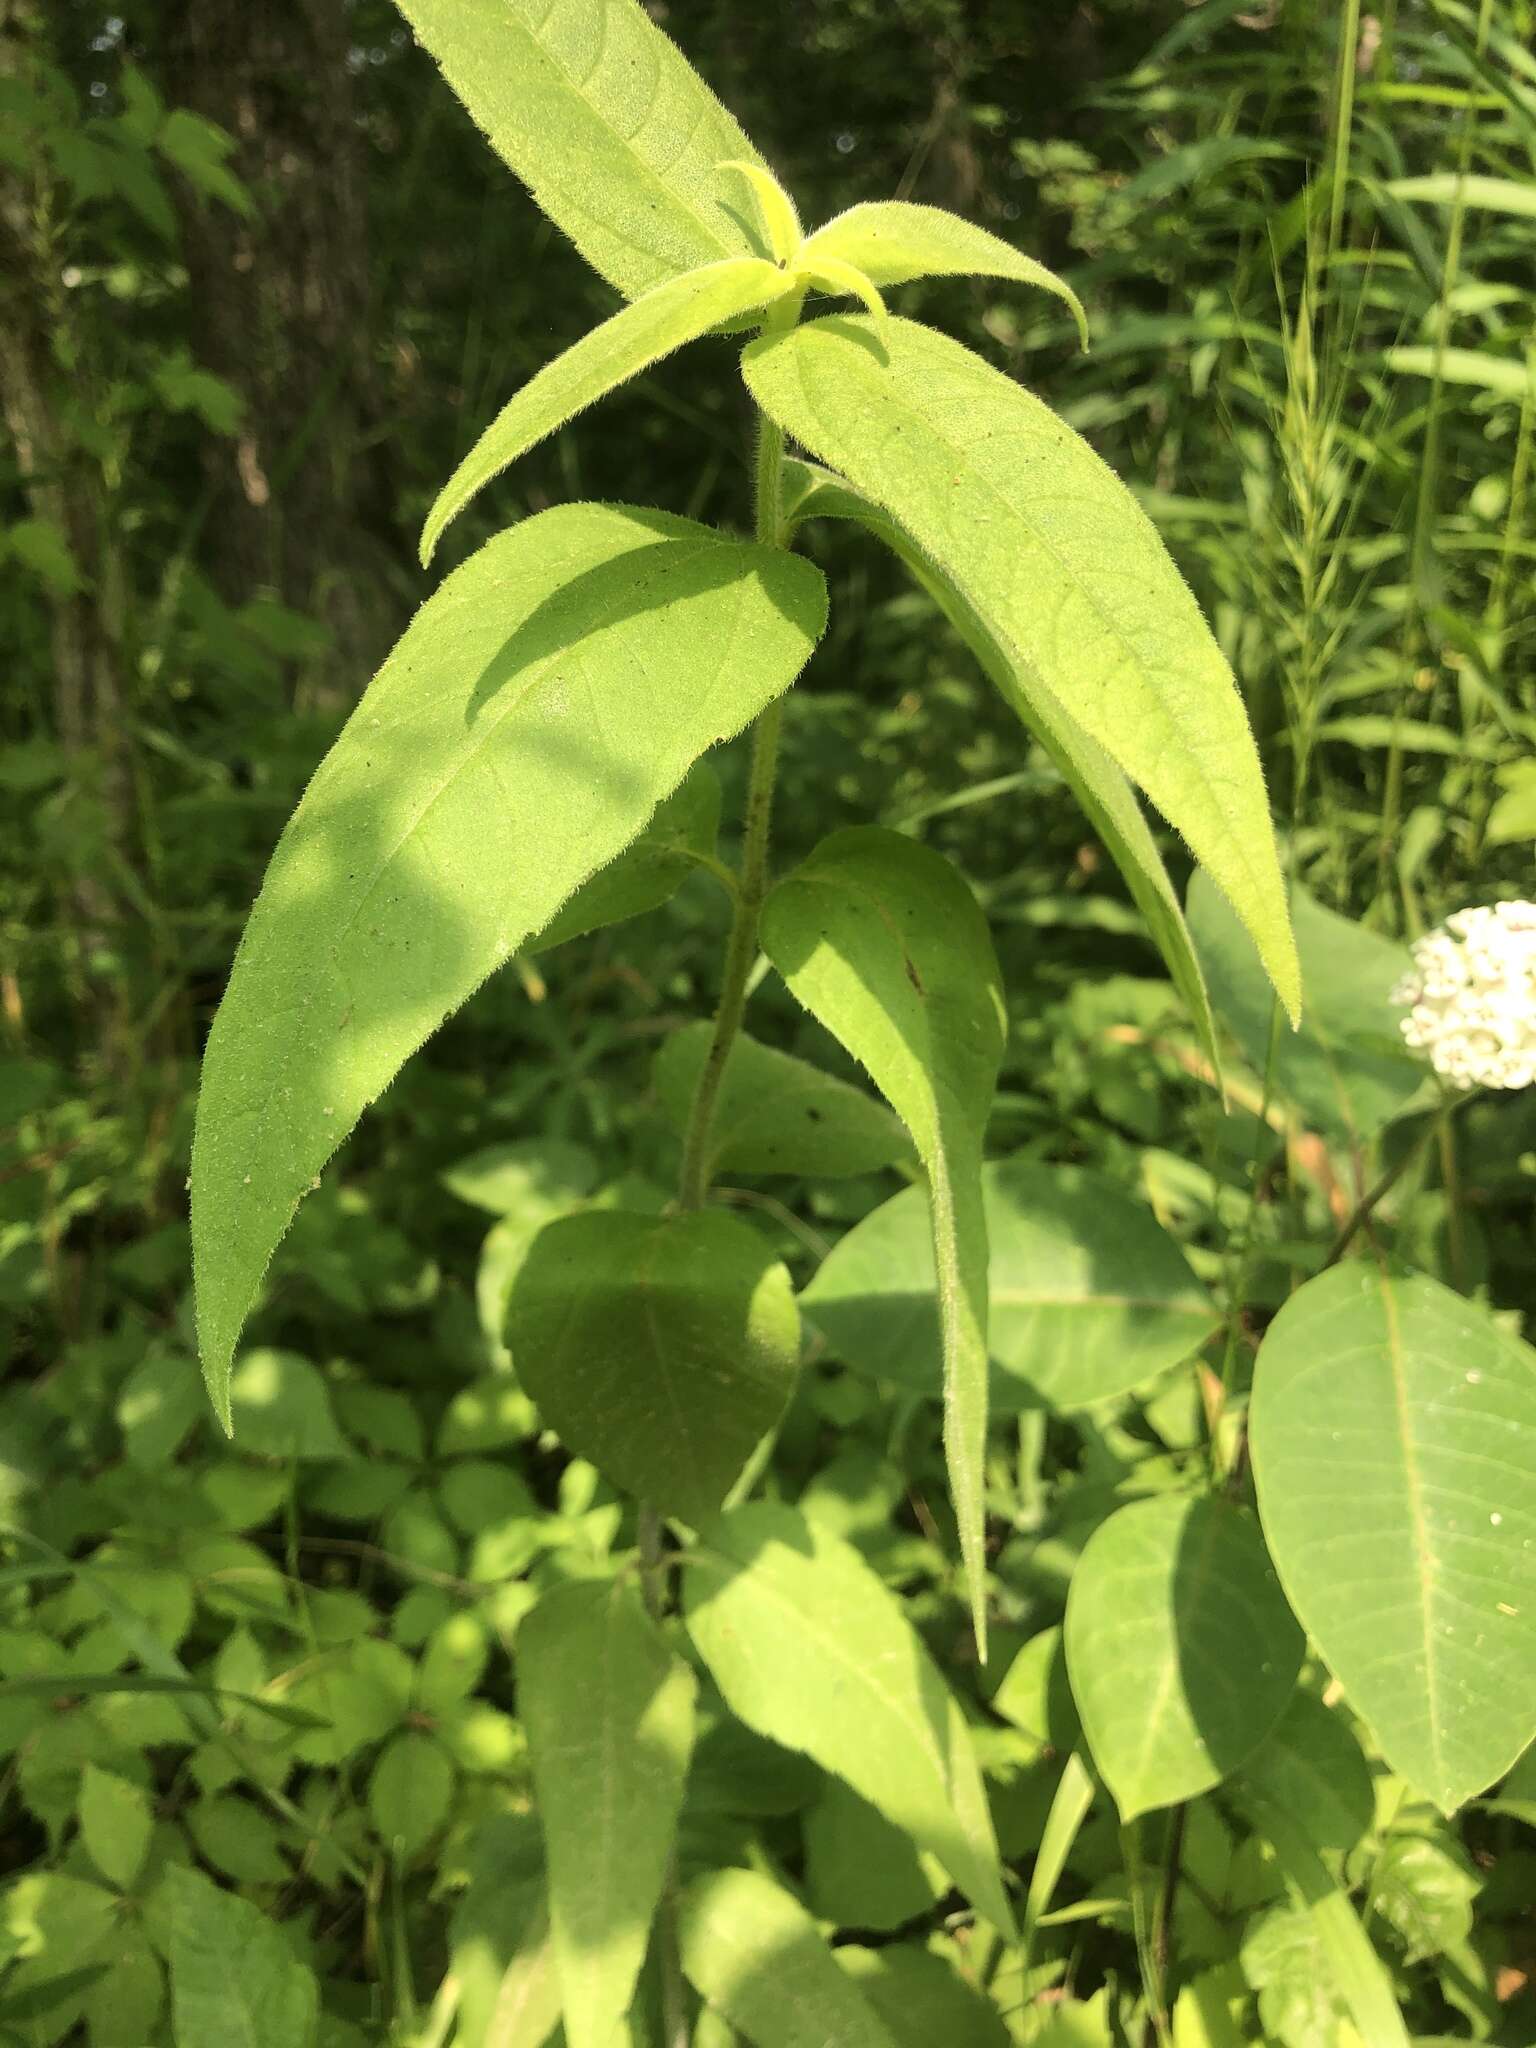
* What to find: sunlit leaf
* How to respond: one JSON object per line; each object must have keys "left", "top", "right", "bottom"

{"left": 520, "top": 1577, "right": 694, "bottom": 2048}
{"left": 761, "top": 826, "right": 1004, "bottom": 1647}
{"left": 745, "top": 317, "right": 1299, "bottom": 1023}
{"left": 192, "top": 504, "right": 825, "bottom": 1420}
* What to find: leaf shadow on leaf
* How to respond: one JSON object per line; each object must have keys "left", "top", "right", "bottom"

{"left": 195, "top": 524, "right": 816, "bottom": 1385}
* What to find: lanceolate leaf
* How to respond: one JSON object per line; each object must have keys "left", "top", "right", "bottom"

{"left": 191, "top": 505, "right": 826, "bottom": 1420}
{"left": 760, "top": 827, "right": 1005, "bottom": 1652}
{"left": 802, "top": 200, "right": 1088, "bottom": 347}
{"left": 506, "top": 1208, "right": 800, "bottom": 1521}
{"left": 519, "top": 1577, "right": 696, "bottom": 2048}
{"left": 679, "top": 1867, "right": 900, "bottom": 2048}
{"left": 1064, "top": 1494, "right": 1303, "bottom": 1821}
{"left": 779, "top": 457, "right": 1222, "bottom": 1080}
{"left": 684, "top": 1502, "right": 1015, "bottom": 1935}
{"left": 391, "top": 0, "right": 771, "bottom": 300}
{"left": 1250, "top": 1262, "right": 1536, "bottom": 1813}
{"left": 802, "top": 1160, "right": 1216, "bottom": 1414}
{"left": 746, "top": 318, "right": 1300, "bottom": 1024}
{"left": 529, "top": 762, "right": 721, "bottom": 952}
{"left": 420, "top": 257, "right": 793, "bottom": 563}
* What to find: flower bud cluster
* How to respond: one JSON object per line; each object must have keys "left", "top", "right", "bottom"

{"left": 1391, "top": 900, "right": 1536, "bottom": 1091}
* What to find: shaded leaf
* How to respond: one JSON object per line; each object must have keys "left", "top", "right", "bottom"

{"left": 1064, "top": 1494, "right": 1303, "bottom": 1820}
{"left": 802, "top": 1160, "right": 1216, "bottom": 1414}
{"left": 654, "top": 1021, "right": 912, "bottom": 1180}
{"left": 166, "top": 1866, "right": 318, "bottom": 2048}
{"left": 507, "top": 1208, "right": 799, "bottom": 1521}
{"left": 532, "top": 763, "right": 721, "bottom": 950}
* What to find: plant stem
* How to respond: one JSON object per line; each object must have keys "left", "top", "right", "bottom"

{"left": 676, "top": 403, "right": 792, "bottom": 1212}
{"left": 636, "top": 1502, "right": 689, "bottom": 2047}
{"left": 1321, "top": 1089, "right": 1479, "bottom": 1272}
{"left": 1326, "top": 0, "right": 1361, "bottom": 269}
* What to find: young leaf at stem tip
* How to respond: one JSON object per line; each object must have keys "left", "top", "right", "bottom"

{"left": 716, "top": 158, "right": 802, "bottom": 265}
{"left": 802, "top": 198, "right": 1089, "bottom": 348}
{"left": 419, "top": 256, "right": 795, "bottom": 563}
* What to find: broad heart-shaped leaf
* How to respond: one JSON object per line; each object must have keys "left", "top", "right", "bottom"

{"left": 530, "top": 763, "right": 720, "bottom": 952}
{"left": 802, "top": 1160, "right": 1216, "bottom": 1414}
{"left": 506, "top": 1208, "right": 800, "bottom": 1522}
{"left": 778, "top": 457, "right": 1222, "bottom": 1082}
{"left": 1187, "top": 871, "right": 1423, "bottom": 1149}
{"left": 1063, "top": 1494, "right": 1303, "bottom": 1821}
{"left": 760, "top": 827, "right": 1005, "bottom": 1652}
{"left": 421, "top": 257, "right": 792, "bottom": 563}
{"left": 802, "top": 200, "right": 1088, "bottom": 347}
{"left": 519, "top": 1576, "right": 696, "bottom": 2048}
{"left": 746, "top": 317, "right": 1300, "bottom": 1026}
{"left": 653, "top": 1021, "right": 913, "bottom": 1180}
{"left": 684, "top": 1502, "right": 1015, "bottom": 1936}
{"left": 1250, "top": 1262, "right": 1536, "bottom": 1813}
{"left": 191, "top": 505, "right": 825, "bottom": 1420}
{"left": 679, "top": 1868, "right": 900, "bottom": 2048}
{"left": 391, "top": 0, "right": 771, "bottom": 301}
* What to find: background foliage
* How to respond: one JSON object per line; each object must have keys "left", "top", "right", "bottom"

{"left": 3, "top": 0, "right": 1536, "bottom": 2042}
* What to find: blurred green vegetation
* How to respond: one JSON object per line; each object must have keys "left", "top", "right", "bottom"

{"left": 3, "top": 1, "right": 1535, "bottom": 2042}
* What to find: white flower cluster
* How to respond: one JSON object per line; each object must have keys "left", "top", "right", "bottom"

{"left": 1392, "top": 900, "right": 1536, "bottom": 1091}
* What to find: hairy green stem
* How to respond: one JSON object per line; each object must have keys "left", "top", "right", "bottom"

{"left": 676, "top": 405, "right": 791, "bottom": 1211}
{"left": 636, "top": 1502, "right": 689, "bottom": 2047}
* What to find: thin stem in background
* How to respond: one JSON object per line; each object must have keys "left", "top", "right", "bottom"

{"left": 637, "top": 1502, "right": 690, "bottom": 2048}
{"left": 1326, "top": 0, "right": 1363, "bottom": 269}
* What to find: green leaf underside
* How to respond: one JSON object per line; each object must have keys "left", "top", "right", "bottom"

{"left": 802, "top": 1159, "right": 1217, "bottom": 1414}
{"left": 778, "top": 457, "right": 1222, "bottom": 1082}
{"left": 191, "top": 504, "right": 826, "bottom": 1419}
{"left": 520, "top": 1577, "right": 696, "bottom": 2048}
{"left": 1250, "top": 1262, "right": 1536, "bottom": 1813}
{"left": 420, "top": 256, "right": 792, "bottom": 562}
{"left": 653, "top": 1020, "right": 913, "bottom": 1179}
{"left": 803, "top": 200, "right": 1088, "bottom": 347}
{"left": 506, "top": 1208, "right": 800, "bottom": 1521}
{"left": 530, "top": 761, "right": 720, "bottom": 951}
{"left": 685, "top": 1503, "right": 1015, "bottom": 1935}
{"left": 746, "top": 318, "right": 1299, "bottom": 1024}
{"left": 392, "top": 0, "right": 770, "bottom": 300}
{"left": 760, "top": 827, "right": 1005, "bottom": 1654}
{"left": 679, "top": 1867, "right": 900, "bottom": 2048}
{"left": 1188, "top": 872, "right": 1422, "bottom": 1147}
{"left": 1064, "top": 1494, "right": 1304, "bottom": 1820}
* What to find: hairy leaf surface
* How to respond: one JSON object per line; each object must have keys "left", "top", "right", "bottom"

{"left": 803, "top": 200, "right": 1087, "bottom": 345}
{"left": 192, "top": 504, "right": 825, "bottom": 1418}
{"left": 747, "top": 318, "right": 1299, "bottom": 1022}
{"left": 421, "top": 257, "right": 793, "bottom": 562}
{"left": 779, "top": 457, "right": 1221, "bottom": 1076}
{"left": 1064, "top": 1494, "right": 1303, "bottom": 1820}
{"left": 507, "top": 1208, "right": 800, "bottom": 1520}
{"left": 684, "top": 1502, "right": 1015, "bottom": 1934}
{"left": 520, "top": 1577, "right": 695, "bottom": 2048}
{"left": 393, "top": 0, "right": 770, "bottom": 299}
{"left": 760, "top": 827, "right": 1004, "bottom": 1649}
{"left": 1251, "top": 1262, "right": 1536, "bottom": 1812}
